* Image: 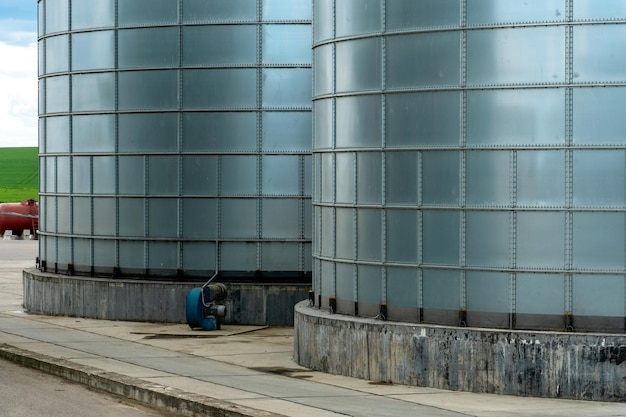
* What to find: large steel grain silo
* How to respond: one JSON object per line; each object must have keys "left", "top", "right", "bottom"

{"left": 29, "top": 0, "right": 312, "bottom": 325}
{"left": 296, "top": 0, "right": 626, "bottom": 400}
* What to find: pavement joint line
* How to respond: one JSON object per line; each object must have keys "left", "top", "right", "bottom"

{"left": 208, "top": 351, "right": 294, "bottom": 357}
{"left": 0, "top": 343, "right": 286, "bottom": 417}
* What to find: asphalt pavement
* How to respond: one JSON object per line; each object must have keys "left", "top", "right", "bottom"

{"left": 0, "top": 240, "right": 625, "bottom": 416}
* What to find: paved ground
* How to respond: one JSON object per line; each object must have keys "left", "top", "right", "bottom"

{"left": 1, "top": 240, "right": 625, "bottom": 416}
{"left": 0, "top": 358, "right": 180, "bottom": 417}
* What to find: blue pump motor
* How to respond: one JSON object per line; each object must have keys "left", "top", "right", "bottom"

{"left": 186, "top": 283, "right": 227, "bottom": 330}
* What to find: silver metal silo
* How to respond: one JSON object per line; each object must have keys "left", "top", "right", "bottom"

{"left": 38, "top": 0, "right": 312, "bottom": 282}
{"left": 312, "top": 0, "right": 626, "bottom": 333}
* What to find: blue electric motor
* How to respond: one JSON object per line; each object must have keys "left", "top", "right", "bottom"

{"left": 186, "top": 283, "right": 228, "bottom": 330}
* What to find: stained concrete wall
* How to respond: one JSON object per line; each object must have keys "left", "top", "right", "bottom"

{"left": 23, "top": 268, "right": 309, "bottom": 326}
{"left": 294, "top": 301, "right": 626, "bottom": 401}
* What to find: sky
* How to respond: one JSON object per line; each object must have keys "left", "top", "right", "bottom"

{"left": 0, "top": 0, "right": 38, "bottom": 148}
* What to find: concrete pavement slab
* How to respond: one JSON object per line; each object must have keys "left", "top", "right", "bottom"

{"left": 59, "top": 340, "right": 185, "bottom": 359}
{"left": 143, "top": 336, "right": 293, "bottom": 357}
{"left": 190, "top": 374, "right": 470, "bottom": 416}
{"left": 0, "top": 286, "right": 21, "bottom": 297}
{"left": 128, "top": 355, "right": 259, "bottom": 378}
{"left": 230, "top": 398, "right": 354, "bottom": 417}
{"left": 197, "top": 373, "right": 368, "bottom": 399}
{"left": 12, "top": 314, "right": 140, "bottom": 329}
{"left": 456, "top": 408, "right": 626, "bottom": 417}
{"left": 209, "top": 352, "right": 303, "bottom": 370}
{"left": 0, "top": 299, "right": 23, "bottom": 312}
{"left": 145, "top": 376, "right": 270, "bottom": 400}
{"left": 281, "top": 395, "right": 468, "bottom": 417}
{"left": 71, "top": 357, "right": 178, "bottom": 378}
{"left": 387, "top": 391, "right": 626, "bottom": 416}
{"left": 291, "top": 372, "right": 446, "bottom": 395}
{"left": 0, "top": 332, "right": 38, "bottom": 345}
{"left": 4, "top": 325, "right": 117, "bottom": 343}
{"left": 0, "top": 315, "right": 73, "bottom": 330}
{"left": 128, "top": 324, "right": 270, "bottom": 337}
{"left": 0, "top": 240, "right": 38, "bottom": 261}
{"left": 4, "top": 341, "right": 102, "bottom": 359}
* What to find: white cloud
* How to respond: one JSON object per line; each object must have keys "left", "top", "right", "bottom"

{"left": 0, "top": 35, "right": 38, "bottom": 148}
{"left": 0, "top": 16, "right": 37, "bottom": 46}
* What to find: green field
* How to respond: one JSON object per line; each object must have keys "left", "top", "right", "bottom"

{"left": 0, "top": 147, "right": 38, "bottom": 203}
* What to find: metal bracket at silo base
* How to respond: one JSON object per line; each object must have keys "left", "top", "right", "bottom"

{"left": 328, "top": 297, "right": 336, "bottom": 314}
{"left": 378, "top": 303, "right": 387, "bottom": 321}
{"left": 565, "top": 312, "right": 575, "bottom": 332}
{"left": 294, "top": 301, "right": 626, "bottom": 402}
{"left": 458, "top": 309, "right": 467, "bottom": 327}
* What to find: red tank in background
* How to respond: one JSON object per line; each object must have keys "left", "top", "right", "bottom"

{"left": 0, "top": 200, "right": 39, "bottom": 238}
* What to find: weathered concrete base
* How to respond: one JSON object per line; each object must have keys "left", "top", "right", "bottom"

{"left": 294, "top": 301, "right": 626, "bottom": 401}
{"left": 23, "top": 268, "right": 309, "bottom": 326}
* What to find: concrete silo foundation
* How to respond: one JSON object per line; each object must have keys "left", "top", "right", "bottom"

{"left": 294, "top": 301, "right": 626, "bottom": 401}
{"left": 23, "top": 268, "right": 309, "bottom": 326}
